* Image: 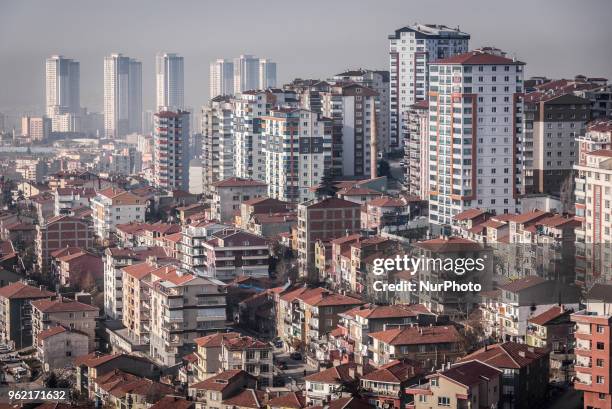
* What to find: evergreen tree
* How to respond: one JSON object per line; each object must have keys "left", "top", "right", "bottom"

{"left": 315, "top": 169, "right": 338, "bottom": 199}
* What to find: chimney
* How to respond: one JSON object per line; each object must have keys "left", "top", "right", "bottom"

{"left": 518, "top": 351, "right": 526, "bottom": 358}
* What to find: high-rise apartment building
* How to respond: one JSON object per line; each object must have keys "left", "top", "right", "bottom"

{"left": 574, "top": 146, "right": 612, "bottom": 285}
{"left": 572, "top": 284, "right": 612, "bottom": 409}
{"left": 201, "top": 96, "right": 234, "bottom": 197}
{"left": 333, "top": 69, "right": 391, "bottom": 154}
{"left": 521, "top": 91, "right": 590, "bottom": 195}
{"left": 262, "top": 108, "right": 332, "bottom": 203}
{"left": 103, "top": 53, "right": 143, "bottom": 139}
{"left": 388, "top": 24, "right": 469, "bottom": 148}
{"left": 155, "top": 52, "right": 184, "bottom": 111}
{"left": 209, "top": 59, "right": 234, "bottom": 98}
{"left": 427, "top": 50, "right": 525, "bottom": 226}
{"left": 153, "top": 111, "right": 190, "bottom": 191}
{"left": 234, "top": 54, "right": 260, "bottom": 94}
{"left": 258, "top": 59, "right": 277, "bottom": 89}
{"left": 233, "top": 90, "right": 298, "bottom": 181}
{"left": 45, "top": 55, "right": 80, "bottom": 132}
{"left": 321, "top": 83, "right": 377, "bottom": 177}
{"left": 404, "top": 100, "right": 429, "bottom": 199}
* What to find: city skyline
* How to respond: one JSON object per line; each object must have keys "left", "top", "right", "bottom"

{"left": 1, "top": 0, "right": 611, "bottom": 115}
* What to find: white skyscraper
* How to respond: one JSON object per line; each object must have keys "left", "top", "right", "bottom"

{"left": 104, "top": 53, "right": 142, "bottom": 139}
{"left": 156, "top": 52, "right": 184, "bottom": 111}
{"left": 209, "top": 59, "right": 234, "bottom": 98}
{"left": 388, "top": 24, "right": 470, "bottom": 148}
{"left": 259, "top": 59, "right": 277, "bottom": 89}
{"left": 427, "top": 50, "right": 525, "bottom": 225}
{"left": 45, "top": 55, "right": 80, "bottom": 132}
{"left": 233, "top": 54, "right": 260, "bottom": 94}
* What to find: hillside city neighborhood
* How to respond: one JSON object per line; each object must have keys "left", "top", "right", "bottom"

{"left": 0, "top": 15, "right": 611, "bottom": 409}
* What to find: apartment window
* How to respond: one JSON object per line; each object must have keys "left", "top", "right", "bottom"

{"left": 597, "top": 342, "right": 605, "bottom": 350}
{"left": 438, "top": 397, "right": 451, "bottom": 406}
{"left": 597, "top": 376, "right": 605, "bottom": 384}
{"left": 596, "top": 359, "right": 604, "bottom": 367}
{"left": 430, "top": 378, "right": 438, "bottom": 387}
{"left": 597, "top": 325, "right": 605, "bottom": 333}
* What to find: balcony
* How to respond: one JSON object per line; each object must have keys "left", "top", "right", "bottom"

{"left": 575, "top": 371, "right": 592, "bottom": 386}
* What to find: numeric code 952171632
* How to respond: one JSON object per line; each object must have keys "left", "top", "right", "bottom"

{"left": 4, "top": 388, "right": 68, "bottom": 402}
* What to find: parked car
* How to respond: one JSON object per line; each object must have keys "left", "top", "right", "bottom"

{"left": 276, "top": 361, "right": 288, "bottom": 370}
{"left": 289, "top": 352, "right": 302, "bottom": 361}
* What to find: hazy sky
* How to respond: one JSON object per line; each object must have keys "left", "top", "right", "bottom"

{"left": 1, "top": 0, "right": 611, "bottom": 115}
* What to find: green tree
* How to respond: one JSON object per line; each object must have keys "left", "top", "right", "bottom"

{"left": 315, "top": 169, "right": 338, "bottom": 199}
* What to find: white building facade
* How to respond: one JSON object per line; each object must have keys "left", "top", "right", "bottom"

{"left": 45, "top": 55, "right": 80, "bottom": 132}
{"left": 388, "top": 24, "right": 469, "bottom": 148}
{"left": 156, "top": 52, "right": 184, "bottom": 111}
{"left": 427, "top": 50, "right": 524, "bottom": 225}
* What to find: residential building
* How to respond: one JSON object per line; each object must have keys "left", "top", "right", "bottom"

{"left": 360, "top": 360, "right": 423, "bottom": 409}
{"left": 46, "top": 55, "right": 80, "bottom": 132}
{"left": 103, "top": 246, "right": 170, "bottom": 320}
{"left": 220, "top": 335, "right": 273, "bottom": 387}
{"left": 156, "top": 52, "right": 184, "bottom": 111}
{"left": 404, "top": 101, "right": 429, "bottom": 199}
{"left": 193, "top": 332, "right": 240, "bottom": 381}
{"left": 211, "top": 177, "right": 267, "bottom": 223}
{"left": 89, "top": 369, "right": 174, "bottom": 409}
{"left": 148, "top": 266, "right": 227, "bottom": 366}
{"left": 21, "top": 116, "right": 52, "bottom": 141}
{"left": 321, "top": 82, "right": 377, "bottom": 177}
{"left": 0, "top": 282, "right": 53, "bottom": 349}
{"left": 233, "top": 89, "right": 297, "bottom": 181}
{"left": 201, "top": 96, "right": 234, "bottom": 197}
{"left": 209, "top": 58, "right": 234, "bottom": 98}
{"left": 180, "top": 221, "right": 230, "bottom": 274}
{"left": 91, "top": 188, "right": 146, "bottom": 241}
{"left": 368, "top": 325, "right": 462, "bottom": 367}
{"left": 31, "top": 298, "right": 99, "bottom": 351}
{"left": 74, "top": 352, "right": 160, "bottom": 399}
{"left": 104, "top": 53, "right": 142, "bottom": 138}
{"left": 50, "top": 247, "right": 103, "bottom": 288}
{"left": 297, "top": 197, "right": 361, "bottom": 280}
{"left": 481, "top": 276, "right": 579, "bottom": 343}
{"left": 304, "top": 363, "right": 361, "bottom": 406}
{"left": 201, "top": 228, "right": 269, "bottom": 280}
{"left": 153, "top": 110, "right": 190, "bottom": 191}
{"left": 521, "top": 91, "right": 590, "bottom": 195}
{"left": 571, "top": 284, "right": 612, "bottom": 409}
{"left": 36, "top": 215, "right": 94, "bottom": 273}
{"left": 462, "top": 342, "right": 549, "bottom": 409}
{"left": 574, "top": 148, "right": 612, "bottom": 285}
{"left": 54, "top": 187, "right": 96, "bottom": 216}
{"left": 36, "top": 325, "right": 89, "bottom": 372}
{"left": 238, "top": 197, "right": 296, "bottom": 238}
{"left": 427, "top": 50, "right": 525, "bottom": 225}
{"left": 388, "top": 24, "right": 470, "bottom": 148}
{"left": 277, "top": 286, "right": 363, "bottom": 352}
{"left": 338, "top": 303, "right": 436, "bottom": 364}
{"left": 262, "top": 107, "right": 332, "bottom": 202}
{"left": 406, "top": 360, "right": 501, "bottom": 409}
{"left": 188, "top": 369, "right": 257, "bottom": 409}
{"left": 333, "top": 69, "right": 391, "bottom": 153}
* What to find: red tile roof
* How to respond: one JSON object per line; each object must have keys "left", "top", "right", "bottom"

{"left": 369, "top": 325, "right": 460, "bottom": 346}
{"left": 414, "top": 237, "right": 482, "bottom": 253}
{"left": 194, "top": 331, "right": 240, "bottom": 347}
{"left": 528, "top": 305, "right": 571, "bottom": 326}
{"left": 190, "top": 369, "right": 254, "bottom": 391}
{"left": 212, "top": 177, "right": 267, "bottom": 188}
{"left": 31, "top": 298, "right": 98, "bottom": 313}
{"left": 267, "top": 391, "right": 305, "bottom": 409}
{"left": 433, "top": 51, "right": 524, "bottom": 66}
{"left": 360, "top": 360, "right": 421, "bottom": 384}
{"left": 36, "top": 325, "right": 67, "bottom": 342}
{"left": 221, "top": 389, "right": 266, "bottom": 408}
{"left": 461, "top": 342, "right": 548, "bottom": 369}
{"left": 304, "top": 363, "right": 360, "bottom": 384}
{"left": 438, "top": 360, "right": 501, "bottom": 387}
{"left": 305, "top": 197, "right": 361, "bottom": 210}
{"left": 148, "top": 396, "right": 194, "bottom": 409}
{"left": 499, "top": 276, "right": 547, "bottom": 293}
{"left": 0, "top": 282, "right": 54, "bottom": 300}
{"left": 309, "top": 397, "right": 370, "bottom": 409}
